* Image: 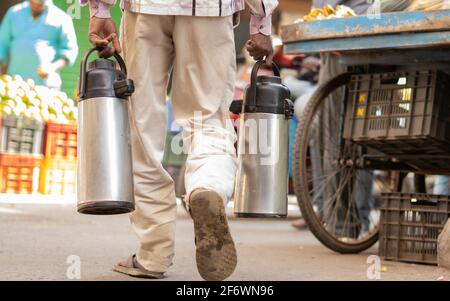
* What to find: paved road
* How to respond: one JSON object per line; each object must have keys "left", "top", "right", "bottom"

{"left": 0, "top": 202, "right": 448, "bottom": 281}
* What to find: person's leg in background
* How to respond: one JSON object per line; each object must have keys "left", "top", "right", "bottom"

{"left": 171, "top": 15, "right": 238, "bottom": 281}
{"left": 288, "top": 116, "right": 298, "bottom": 183}
{"left": 118, "top": 11, "right": 177, "bottom": 276}
{"left": 354, "top": 169, "right": 375, "bottom": 232}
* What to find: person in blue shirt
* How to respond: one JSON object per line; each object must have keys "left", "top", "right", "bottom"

{"left": 0, "top": 0, "right": 78, "bottom": 89}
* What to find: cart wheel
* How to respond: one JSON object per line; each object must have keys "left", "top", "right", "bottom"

{"left": 293, "top": 72, "right": 399, "bottom": 253}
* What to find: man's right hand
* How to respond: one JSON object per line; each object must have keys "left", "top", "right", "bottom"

{"left": 88, "top": 17, "right": 122, "bottom": 58}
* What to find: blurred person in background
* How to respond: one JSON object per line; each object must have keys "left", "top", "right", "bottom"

{"left": 281, "top": 54, "right": 320, "bottom": 199}
{"left": 0, "top": 0, "right": 78, "bottom": 90}
{"left": 283, "top": 55, "right": 320, "bottom": 117}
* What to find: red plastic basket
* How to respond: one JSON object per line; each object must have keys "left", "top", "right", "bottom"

{"left": 43, "top": 122, "right": 77, "bottom": 159}
{"left": 0, "top": 154, "right": 43, "bottom": 194}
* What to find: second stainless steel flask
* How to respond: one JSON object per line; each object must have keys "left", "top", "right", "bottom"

{"left": 230, "top": 61, "right": 293, "bottom": 217}
{"left": 77, "top": 47, "right": 135, "bottom": 215}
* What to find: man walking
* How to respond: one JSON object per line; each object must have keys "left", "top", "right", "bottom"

{"left": 0, "top": 0, "right": 78, "bottom": 89}
{"left": 80, "top": 0, "right": 277, "bottom": 280}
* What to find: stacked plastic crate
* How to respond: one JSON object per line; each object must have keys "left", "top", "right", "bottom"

{"left": 39, "top": 122, "right": 77, "bottom": 195}
{"left": 0, "top": 114, "right": 44, "bottom": 194}
{"left": 0, "top": 74, "right": 78, "bottom": 195}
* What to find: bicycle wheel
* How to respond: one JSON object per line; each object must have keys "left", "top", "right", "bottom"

{"left": 293, "top": 73, "right": 399, "bottom": 253}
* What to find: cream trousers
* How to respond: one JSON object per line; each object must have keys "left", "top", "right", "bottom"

{"left": 120, "top": 11, "right": 238, "bottom": 272}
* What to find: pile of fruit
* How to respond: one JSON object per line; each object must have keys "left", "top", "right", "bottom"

{"left": 296, "top": 5, "right": 357, "bottom": 23}
{"left": 376, "top": 0, "right": 450, "bottom": 12}
{"left": 0, "top": 74, "right": 77, "bottom": 124}
{"left": 408, "top": 0, "right": 450, "bottom": 11}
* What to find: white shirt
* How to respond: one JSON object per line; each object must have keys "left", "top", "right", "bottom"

{"left": 80, "top": 0, "right": 278, "bottom": 35}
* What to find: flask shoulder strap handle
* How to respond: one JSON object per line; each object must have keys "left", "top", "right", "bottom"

{"left": 78, "top": 46, "right": 128, "bottom": 100}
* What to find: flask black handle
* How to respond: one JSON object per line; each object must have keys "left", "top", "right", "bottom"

{"left": 78, "top": 46, "right": 128, "bottom": 100}
{"left": 247, "top": 60, "right": 281, "bottom": 110}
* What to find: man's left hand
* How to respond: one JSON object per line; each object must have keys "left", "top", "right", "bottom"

{"left": 246, "top": 33, "right": 274, "bottom": 64}
{"left": 37, "top": 59, "right": 67, "bottom": 79}
{"left": 37, "top": 65, "right": 52, "bottom": 79}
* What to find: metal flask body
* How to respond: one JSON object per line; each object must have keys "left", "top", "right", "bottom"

{"left": 231, "top": 61, "right": 293, "bottom": 218}
{"left": 77, "top": 48, "right": 135, "bottom": 215}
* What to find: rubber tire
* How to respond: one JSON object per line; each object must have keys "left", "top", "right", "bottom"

{"left": 293, "top": 72, "right": 380, "bottom": 254}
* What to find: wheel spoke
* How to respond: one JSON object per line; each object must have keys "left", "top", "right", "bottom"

{"left": 293, "top": 72, "right": 397, "bottom": 252}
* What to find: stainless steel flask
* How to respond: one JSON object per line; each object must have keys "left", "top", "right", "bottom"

{"left": 230, "top": 61, "right": 293, "bottom": 217}
{"left": 77, "top": 47, "right": 135, "bottom": 215}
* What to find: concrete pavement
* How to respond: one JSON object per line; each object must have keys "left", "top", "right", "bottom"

{"left": 0, "top": 201, "right": 449, "bottom": 281}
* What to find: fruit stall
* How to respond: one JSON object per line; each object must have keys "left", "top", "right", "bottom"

{"left": 0, "top": 74, "right": 77, "bottom": 195}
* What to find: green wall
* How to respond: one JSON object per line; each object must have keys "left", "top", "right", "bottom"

{"left": 53, "top": 1, "right": 123, "bottom": 98}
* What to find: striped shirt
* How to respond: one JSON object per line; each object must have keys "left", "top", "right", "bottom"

{"left": 80, "top": 0, "right": 278, "bottom": 35}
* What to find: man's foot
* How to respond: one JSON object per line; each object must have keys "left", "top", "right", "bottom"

{"left": 113, "top": 254, "right": 165, "bottom": 279}
{"left": 189, "top": 189, "right": 237, "bottom": 281}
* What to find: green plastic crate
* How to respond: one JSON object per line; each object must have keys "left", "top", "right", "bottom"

{"left": 162, "top": 132, "right": 187, "bottom": 167}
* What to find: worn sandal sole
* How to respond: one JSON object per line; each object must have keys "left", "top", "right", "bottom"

{"left": 190, "top": 190, "right": 237, "bottom": 281}
{"left": 113, "top": 255, "right": 164, "bottom": 279}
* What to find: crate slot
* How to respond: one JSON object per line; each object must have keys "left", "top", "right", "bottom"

{"left": 43, "top": 122, "right": 77, "bottom": 159}
{"left": 0, "top": 154, "right": 43, "bottom": 194}
{"left": 379, "top": 192, "right": 450, "bottom": 265}
{"left": 39, "top": 158, "right": 76, "bottom": 195}
{"left": 344, "top": 70, "right": 450, "bottom": 172}
{"left": 0, "top": 115, "right": 44, "bottom": 155}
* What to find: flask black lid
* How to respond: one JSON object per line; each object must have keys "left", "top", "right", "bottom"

{"left": 243, "top": 61, "right": 291, "bottom": 115}
{"left": 78, "top": 47, "right": 134, "bottom": 100}
{"left": 87, "top": 58, "right": 116, "bottom": 72}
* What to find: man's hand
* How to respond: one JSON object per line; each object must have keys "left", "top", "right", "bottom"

{"left": 88, "top": 17, "right": 122, "bottom": 58}
{"left": 246, "top": 33, "right": 274, "bottom": 65}
{"left": 37, "top": 65, "right": 50, "bottom": 79}
{"left": 37, "top": 59, "right": 68, "bottom": 79}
